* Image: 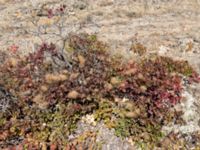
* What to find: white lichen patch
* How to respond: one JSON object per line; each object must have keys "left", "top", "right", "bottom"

{"left": 158, "top": 45, "right": 169, "bottom": 56}
{"left": 181, "top": 90, "right": 197, "bottom": 122}
{"left": 81, "top": 114, "right": 97, "bottom": 126}
{"left": 162, "top": 86, "right": 200, "bottom": 134}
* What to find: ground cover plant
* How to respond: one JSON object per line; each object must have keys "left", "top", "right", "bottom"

{"left": 0, "top": 34, "right": 199, "bottom": 149}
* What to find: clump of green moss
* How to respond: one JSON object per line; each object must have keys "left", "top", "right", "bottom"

{"left": 94, "top": 100, "right": 164, "bottom": 147}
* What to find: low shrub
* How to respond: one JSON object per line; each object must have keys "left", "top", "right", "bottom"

{"left": 0, "top": 34, "right": 199, "bottom": 148}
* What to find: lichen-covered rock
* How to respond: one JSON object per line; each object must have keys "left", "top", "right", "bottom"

{"left": 0, "top": 86, "right": 17, "bottom": 114}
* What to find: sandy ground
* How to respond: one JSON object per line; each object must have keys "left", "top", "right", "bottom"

{"left": 0, "top": 0, "right": 200, "bottom": 149}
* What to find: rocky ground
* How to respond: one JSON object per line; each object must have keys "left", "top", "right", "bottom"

{"left": 0, "top": 0, "right": 200, "bottom": 149}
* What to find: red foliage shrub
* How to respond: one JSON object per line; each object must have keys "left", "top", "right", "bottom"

{"left": 0, "top": 34, "right": 199, "bottom": 148}
{"left": 112, "top": 56, "right": 198, "bottom": 123}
